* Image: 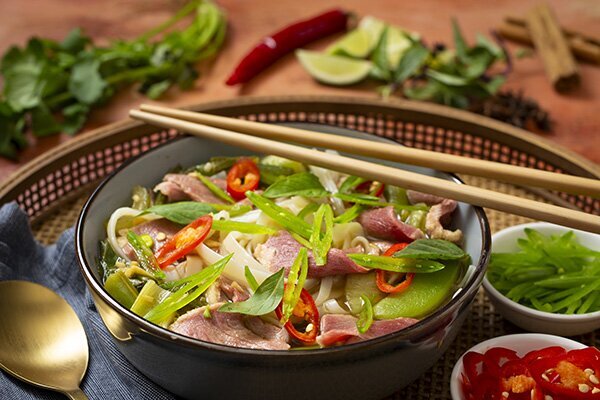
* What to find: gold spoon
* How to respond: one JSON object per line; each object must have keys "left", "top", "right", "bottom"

{"left": 0, "top": 280, "right": 89, "bottom": 399}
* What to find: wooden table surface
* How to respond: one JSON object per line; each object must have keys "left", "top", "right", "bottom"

{"left": 0, "top": 0, "right": 599, "bottom": 183}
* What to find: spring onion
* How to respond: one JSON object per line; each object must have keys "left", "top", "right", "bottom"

{"left": 310, "top": 203, "right": 333, "bottom": 266}
{"left": 280, "top": 248, "right": 308, "bottom": 323}
{"left": 211, "top": 219, "right": 277, "bottom": 235}
{"left": 127, "top": 231, "right": 165, "bottom": 280}
{"left": 347, "top": 253, "right": 445, "bottom": 273}
{"left": 104, "top": 269, "right": 139, "bottom": 309}
{"left": 246, "top": 191, "right": 312, "bottom": 239}
{"left": 194, "top": 172, "right": 235, "bottom": 204}
{"left": 356, "top": 295, "right": 374, "bottom": 334}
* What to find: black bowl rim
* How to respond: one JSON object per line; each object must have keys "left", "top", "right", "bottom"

{"left": 76, "top": 126, "right": 491, "bottom": 358}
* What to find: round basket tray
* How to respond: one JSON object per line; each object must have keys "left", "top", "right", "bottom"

{"left": 0, "top": 95, "right": 598, "bottom": 400}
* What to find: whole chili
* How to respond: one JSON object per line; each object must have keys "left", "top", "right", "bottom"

{"left": 376, "top": 243, "right": 415, "bottom": 294}
{"left": 154, "top": 215, "right": 213, "bottom": 269}
{"left": 275, "top": 288, "right": 320, "bottom": 345}
{"left": 225, "top": 8, "right": 349, "bottom": 85}
{"left": 226, "top": 158, "right": 260, "bottom": 200}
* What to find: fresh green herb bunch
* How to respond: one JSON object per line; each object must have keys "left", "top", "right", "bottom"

{"left": 375, "top": 19, "right": 507, "bottom": 108}
{"left": 0, "top": 0, "right": 226, "bottom": 159}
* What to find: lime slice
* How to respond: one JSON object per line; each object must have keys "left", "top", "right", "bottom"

{"left": 296, "top": 50, "right": 372, "bottom": 86}
{"left": 386, "top": 26, "right": 412, "bottom": 69}
{"left": 326, "top": 16, "right": 385, "bottom": 58}
{"left": 326, "top": 29, "right": 372, "bottom": 58}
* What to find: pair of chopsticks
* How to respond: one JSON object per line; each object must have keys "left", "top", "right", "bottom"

{"left": 130, "top": 105, "right": 600, "bottom": 234}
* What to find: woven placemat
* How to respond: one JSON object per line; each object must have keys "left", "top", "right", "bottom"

{"left": 2, "top": 96, "right": 597, "bottom": 399}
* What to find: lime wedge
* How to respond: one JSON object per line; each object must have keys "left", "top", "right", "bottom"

{"left": 386, "top": 26, "right": 412, "bottom": 69}
{"left": 326, "top": 16, "right": 385, "bottom": 58}
{"left": 296, "top": 50, "right": 372, "bottom": 86}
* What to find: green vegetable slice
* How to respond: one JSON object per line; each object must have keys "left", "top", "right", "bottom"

{"left": 392, "top": 239, "right": 467, "bottom": 260}
{"left": 219, "top": 268, "right": 284, "bottom": 316}
{"left": 244, "top": 265, "right": 260, "bottom": 292}
{"left": 310, "top": 204, "right": 334, "bottom": 266}
{"left": 246, "top": 191, "right": 312, "bottom": 239}
{"left": 144, "top": 254, "right": 231, "bottom": 323}
{"left": 211, "top": 219, "right": 276, "bottom": 235}
{"left": 280, "top": 248, "right": 309, "bottom": 324}
{"left": 194, "top": 173, "right": 234, "bottom": 204}
{"left": 356, "top": 295, "right": 374, "bottom": 334}
{"left": 347, "top": 253, "right": 445, "bottom": 273}
{"left": 104, "top": 269, "right": 139, "bottom": 309}
{"left": 126, "top": 231, "right": 165, "bottom": 280}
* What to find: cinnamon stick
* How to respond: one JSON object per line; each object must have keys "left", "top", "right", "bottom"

{"left": 498, "top": 17, "right": 600, "bottom": 64}
{"left": 526, "top": 4, "right": 580, "bottom": 92}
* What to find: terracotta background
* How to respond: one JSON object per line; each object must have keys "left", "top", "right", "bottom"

{"left": 0, "top": 0, "right": 598, "bottom": 182}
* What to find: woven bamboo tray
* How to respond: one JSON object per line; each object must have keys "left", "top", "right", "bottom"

{"left": 0, "top": 95, "right": 598, "bottom": 400}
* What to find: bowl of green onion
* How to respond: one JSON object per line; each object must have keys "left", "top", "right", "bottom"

{"left": 483, "top": 222, "right": 600, "bottom": 336}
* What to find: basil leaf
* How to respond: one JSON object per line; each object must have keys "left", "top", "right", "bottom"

{"left": 371, "top": 26, "right": 391, "bottom": 81}
{"left": 392, "top": 239, "right": 466, "bottom": 260}
{"left": 263, "top": 172, "right": 329, "bottom": 199}
{"left": 211, "top": 220, "right": 276, "bottom": 235}
{"left": 347, "top": 253, "right": 445, "bottom": 273}
{"left": 281, "top": 248, "right": 309, "bottom": 324}
{"left": 452, "top": 18, "right": 468, "bottom": 62}
{"left": 144, "top": 201, "right": 214, "bottom": 225}
{"left": 219, "top": 268, "right": 284, "bottom": 316}
{"left": 310, "top": 204, "right": 334, "bottom": 266}
{"left": 145, "top": 254, "right": 231, "bottom": 323}
{"left": 246, "top": 191, "right": 312, "bottom": 239}
{"left": 356, "top": 295, "right": 373, "bottom": 334}
{"left": 426, "top": 69, "right": 471, "bottom": 87}
{"left": 394, "top": 42, "right": 429, "bottom": 83}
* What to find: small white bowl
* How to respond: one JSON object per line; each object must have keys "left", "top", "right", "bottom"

{"left": 450, "top": 333, "right": 587, "bottom": 400}
{"left": 483, "top": 222, "right": 600, "bottom": 336}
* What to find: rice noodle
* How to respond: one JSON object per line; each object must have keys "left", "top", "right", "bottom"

{"left": 231, "top": 209, "right": 261, "bottom": 223}
{"left": 163, "top": 255, "right": 204, "bottom": 282}
{"left": 276, "top": 196, "right": 310, "bottom": 215}
{"left": 313, "top": 276, "right": 333, "bottom": 306}
{"left": 322, "top": 299, "right": 349, "bottom": 315}
{"left": 349, "top": 236, "right": 371, "bottom": 253}
{"left": 309, "top": 165, "right": 345, "bottom": 215}
{"left": 106, "top": 207, "right": 141, "bottom": 260}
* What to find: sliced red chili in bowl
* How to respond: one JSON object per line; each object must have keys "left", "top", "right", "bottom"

{"left": 226, "top": 158, "right": 260, "bottom": 201}
{"left": 376, "top": 242, "right": 415, "bottom": 294}
{"left": 154, "top": 215, "right": 213, "bottom": 269}
{"left": 275, "top": 288, "right": 319, "bottom": 345}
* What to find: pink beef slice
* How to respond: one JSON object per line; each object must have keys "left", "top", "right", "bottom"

{"left": 357, "top": 206, "right": 424, "bottom": 242}
{"left": 406, "top": 190, "right": 445, "bottom": 206}
{"left": 425, "top": 199, "right": 463, "bottom": 243}
{"left": 316, "top": 314, "right": 419, "bottom": 347}
{"left": 154, "top": 173, "right": 226, "bottom": 204}
{"left": 205, "top": 277, "right": 250, "bottom": 304}
{"left": 170, "top": 304, "right": 290, "bottom": 350}
{"left": 123, "top": 218, "right": 181, "bottom": 259}
{"left": 254, "top": 231, "right": 368, "bottom": 278}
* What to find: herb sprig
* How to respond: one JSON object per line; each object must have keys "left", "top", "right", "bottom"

{"left": 0, "top": 0, "right": 226, "bottom": 158}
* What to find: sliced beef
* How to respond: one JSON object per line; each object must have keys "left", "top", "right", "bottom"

{"left": 406, "top": 190, "right": 445, "bottom": 206}
{"left": 316, "top": 314, "right": 419, "bottom": 347}
{"left": 425, "top": 199, "right": 463, "bottom": 243}
{"left": 170, "top": 304, "right": 290, "bottom": 350}
{"left": 254, "top": 231, "right": 367, "bottom": 278}
{"left": 123, "top": 218, "right": 181, "bottom": 259}
{"left": 154, "top": 173, "right": 226, "bottom": 204}
{"left": 205, "top": 277, "right": 250, "bottom": 304}
{"left": 357, "top": 206, "right": 424, "bottom": 242}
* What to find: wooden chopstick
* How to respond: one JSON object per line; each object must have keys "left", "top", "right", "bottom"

{"left": 129, "top": 108, "right": 600, "bottom": 233}
{"left": 139, "top": 104, "right": 600, "bottom": 198}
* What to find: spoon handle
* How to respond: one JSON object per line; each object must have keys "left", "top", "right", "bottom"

{"left": 64, "top": 388, "right": 89, "bottom": 400}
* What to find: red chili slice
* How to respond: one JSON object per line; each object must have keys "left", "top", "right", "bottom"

{"left": 356, "top": 180, "right": 385, "bottom": 197}
{"left": 275, "top": 288, "right": 319, "bottom": 345}
{"left": 154, "top": 215, "right": 212, "bottom": 269}
{"left": 225, "top": 9, "right": 349, "bottom": 85}
{"left": 376, "top": 242, "right": 415, "bottom": 294}
{"left": 226, "top": 158, "right": 260, "bottom": 201}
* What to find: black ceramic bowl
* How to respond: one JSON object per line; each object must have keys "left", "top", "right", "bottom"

{"left": 76, "top": 124, "right": 491, "bottom": 400}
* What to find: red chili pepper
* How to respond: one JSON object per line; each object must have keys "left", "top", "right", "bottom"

{"left": 225, "top": 9, "right": 349, "bottom": 85}
{"left": 529, "top": 347, "right": 600, "bottom": 399}
{"left": 275, "top": 288, "right": 319, "bottom": 345}
{"left": 154, "top": 215, "right": 212, "bottom": 269}
{"left": 356, "top": 180, "right": 385, "bottom": 197}
{"left": 226, "top": 158, "right": 260, "bottom": 201}
{"left": 376, "top": 243, "right": 415, "bottom": 294}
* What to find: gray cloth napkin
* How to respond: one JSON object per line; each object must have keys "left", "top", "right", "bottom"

{"left": 0, "top": 202, "right": 176, "bottom": 400}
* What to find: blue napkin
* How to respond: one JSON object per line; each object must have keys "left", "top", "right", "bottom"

{"left": 0, "top": 202, "right": 177, "bottom": 400}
